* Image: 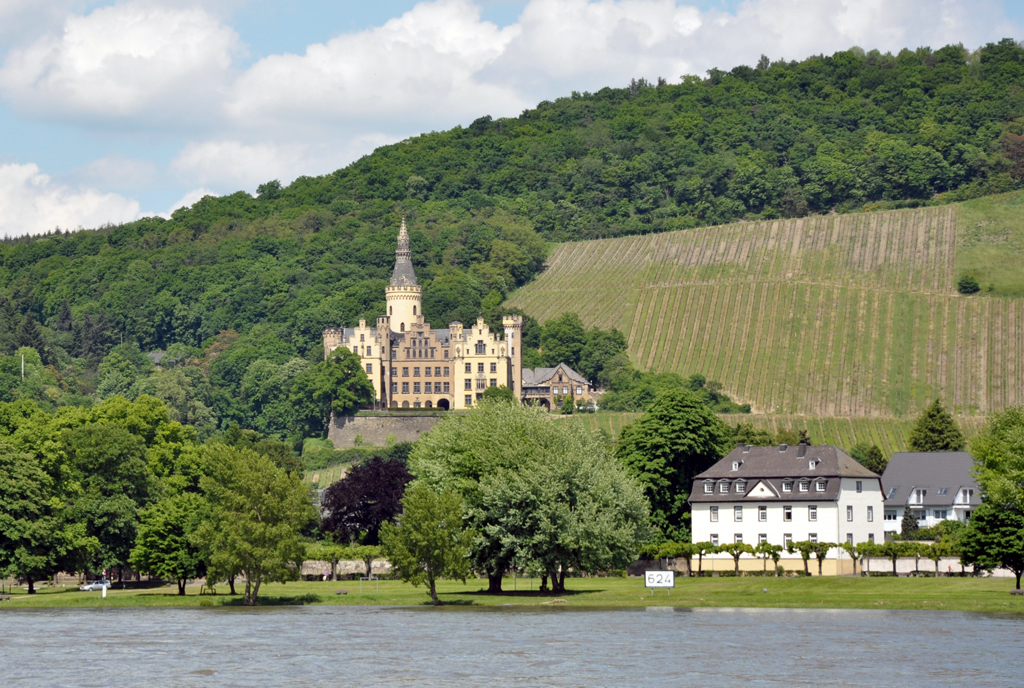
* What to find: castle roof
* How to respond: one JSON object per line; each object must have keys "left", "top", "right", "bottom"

{"left": 389, "top": 217, "right": 418, "bottom": 287}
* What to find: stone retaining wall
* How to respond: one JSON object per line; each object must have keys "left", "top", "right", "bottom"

{"left": 327, "top": 414, "right": 441, "bottom": 448}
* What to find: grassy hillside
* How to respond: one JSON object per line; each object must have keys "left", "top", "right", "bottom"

{"left": 509, "top": 192, "right": 1024, "bottom": 418}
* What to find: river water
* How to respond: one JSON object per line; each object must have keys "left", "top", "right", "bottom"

{"left": 1, "top": 606, "right": 1021, "bottom": 687}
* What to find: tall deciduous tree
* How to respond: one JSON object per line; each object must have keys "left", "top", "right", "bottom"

{"left": 289, "top": 348, "right": 374, "bottom": 437}
{"left": 616, "top": 390, "right": 731, "bottom": 541}
{"left": 380, "top": 483, "right": 473, "bottom": 605}
{"left": 970, "top": 406, "right": 1024, "bottom": 512}
{"left": 908, "top": 398, "right": 965, "bottom": 452}
{"left": 320, "top": 457, "right": 412, "bottom": 545}
{"left": 196, "top": 444, "right": 317, "bottom": 605}
{"left": 959, "top": 501, "right": 1024, "bottom": 590}
{"left": 129, "top": 492, "right": 208, "bottom": 595}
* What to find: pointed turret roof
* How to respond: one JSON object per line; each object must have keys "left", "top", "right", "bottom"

{"left": 390, "top": 217, "right": 418, "bottom": 287}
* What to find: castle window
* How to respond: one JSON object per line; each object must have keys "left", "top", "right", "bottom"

{"left": 489, "top": 379, "right": 497, "bottom": 387}
{"left": 443, "top": 367, "right": 449, "bottom": 376}
{"left": 366, "top": 346, "right": 371, "bottom": 356}
{"left": 413, "top": 306, "right": 417, "bottom": 315}
{"left": 424, "top": 367, "right": 432, "bottom": 377}
{"left": 391, "top": 367, "right": 397, "bottom": 376}
{"left": 443, "top": 382, "right": 450, "bottom": 393}
{"left": 476, "top": 379, "right": 486, "bottom": 390}
{"left": 401, "top": 323, "right": 405, "bottom": 332}
{"left": 365, "top": 363, "right": 373, "bottom": 375}
{"left": 444, "top": 350, "right": 448, "bottom": 359}
{"left": 389, "top": 306, "right": 392, "bottom": 315}
{"left": 464, "top": 380, "right": 472, "bottom": 391}
{"left": 465, "top": 395, "right": 473, "bottom": 407}
{"left": 477, "top": 363, "right": 484, "bottom": 373}
{"left": 402, "top": 367, "right": 409, "bottom": 377}
{"left": 390, "top": 383, "right": 397, "bottom": 393}
{"left": 490, "top": 362, "right": 497, "bottom": 373}
{"left": 430, "top": 349, "right": 435, "bottom": 358}
{"left": 475, "top": 340, "right": 486, "bottom": 354}
{"left": 413, "top": 382, "right": 421, "bottom": 394}
{"left": 401, "top": 382, "right": 409, "bottom": 393}
{"left": 413, "top": 367, "right": 420, "bottom": 377}
{"left": 465, "top": 363, "right": 471, "bottom": 374}
{"left": 434, "top": 367, "right": 441, "bottom": 376}
{"left": 360, "top": 334, "right": 365, "bottom": 342}
{"left": 425, "top": 382, "right": 432, "bottom": 393}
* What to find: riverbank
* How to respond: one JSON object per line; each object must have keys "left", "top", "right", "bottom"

{"left": 3, "top": 576, "right": 1023, "bottom": 613}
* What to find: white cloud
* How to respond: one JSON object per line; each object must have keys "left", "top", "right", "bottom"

{"left": 170, "top": 140, "right": 316, "bottom": 190}
{"left": 0, "top": 162, "right": 140, "bottom": 237}
{"left": 0, "top": 1, "right": 239, "bottom": 127}
{"left": 71, "top": 154, "right": 159, "bottom": 190}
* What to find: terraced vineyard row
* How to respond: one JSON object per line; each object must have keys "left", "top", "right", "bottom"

{"left": 508, "top": 203, "right": 1022, "bottom": 417}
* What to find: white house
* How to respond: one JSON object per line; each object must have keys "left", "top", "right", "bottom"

{"left": 689, "top": 443, "right": 884, "bottom": 574}
{"left": 880, "top": 451, "right": 982, "bottom": 536}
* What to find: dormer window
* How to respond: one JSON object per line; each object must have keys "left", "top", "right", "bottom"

{"left": 732, "top": 461, "right": 740, "bottom": 471}
{"left": 816, "top": 480, "right": 826, "bottom": 492}
{"left": 782, "top": 481, "right": 792, "bottom": 493}
{"left": 704, "top": 481, "right": 714, "bottom": 494}
{"left": 736, "top": 481, "right": 746, "bottom": 493}
{"left": 719, "top": 482, "right": 729, "bottom": 494}
{"left": 799, "top": 481, "right": 809, "bottom": 493}
{"left": 808, "top": 460, "right": 816, "bottom": 470}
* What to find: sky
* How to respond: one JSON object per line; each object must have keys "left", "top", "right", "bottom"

{"left": 0, "top": 0, "right": 1022, "bottom": 237}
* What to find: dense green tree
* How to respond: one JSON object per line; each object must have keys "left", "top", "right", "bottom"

{"left": 129, "top": 492, "right": 208, "bottom": 595}
{"left": 380, "top": 483, "right": 473, "bottom": 605}
{"left": 908, "top": 398, "right": 966, "bottom": 451}
{"left": 288, "top": 348, "right": 374, "bottom": 437}
{"left": 539, "top": 312, "right": 587, "bottom": 369}
{"left": 970, "top": 406, "right": 1024, "bottom": 511}
{"left": 959, "top": 501, "right": 1024, "bottom": 589}
{"left": 615, "top": 390, "right": 731, "bottom": 541}
{"left": 850, "top": 442, "right": 888, "bottom": 474}
{"left": 320, "top": 457, "right": 412, "bottom": 545}
{"left": 196, "top": 444, "right": 316, "bottom": 605}
{"left": 719, "top": 542, "right": 754, "bottom": 574}
{"left": 480, "top": 385, "right": 516, "bottom": 403}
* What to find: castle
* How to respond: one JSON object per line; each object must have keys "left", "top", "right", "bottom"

{"left": 322, "top": 219, "right": 523, "bottom": 410}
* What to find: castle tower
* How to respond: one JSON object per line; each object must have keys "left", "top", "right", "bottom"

{"left": 503, "top": 315, "right": 523, "bottom": 397}
{"left": 384, "top": 217, "right": 422, "bottom": 333}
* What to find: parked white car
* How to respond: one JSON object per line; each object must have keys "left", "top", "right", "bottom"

{"left": 80, "top": 579, "right": 111, "bottom": 591}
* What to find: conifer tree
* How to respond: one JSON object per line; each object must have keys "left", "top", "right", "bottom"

{"left": 55, "top": 299, "right": 73, "bottom": 332}
{"left": 901, "top": 507, "right": 919, "bottom": 537}
{"left": 908, "top": 398, "right": 965, "bottom": 452}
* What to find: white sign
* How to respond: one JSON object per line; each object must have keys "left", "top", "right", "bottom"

{"left": 644, "top": 570, "right": 675, "bottom": 588}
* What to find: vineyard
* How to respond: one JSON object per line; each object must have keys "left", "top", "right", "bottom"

{"left": 507, "top": 192, "right": 1024, "bottom": 419}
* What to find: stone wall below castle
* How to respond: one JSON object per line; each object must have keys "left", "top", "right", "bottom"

{"left": 327, "top": 413, "right": 442, "bottom": 448}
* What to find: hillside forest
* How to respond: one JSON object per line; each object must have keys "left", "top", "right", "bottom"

{"left": 1, "top": 40, "right": 1024, "bottom": 441}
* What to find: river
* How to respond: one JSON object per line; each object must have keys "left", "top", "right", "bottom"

{"left": 1, "top": 606, "right": 1021, "bottom": 686}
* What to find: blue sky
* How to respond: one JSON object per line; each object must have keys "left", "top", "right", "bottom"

{"left": 0, "top": 0, "right": 1021, "bottom": 236}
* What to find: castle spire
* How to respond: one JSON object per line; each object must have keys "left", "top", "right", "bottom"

{"left": 390, "top": 216, "right": 418, "bottom": 287}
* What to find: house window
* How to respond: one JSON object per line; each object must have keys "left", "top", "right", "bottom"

{"left": 413, "top": 382, "right": 421, "bottom": 394}
{"left": 563, "top": 386, "right": 569, "bottom": 395}
{"left": 934, "top": 510, "right": 947, "bottom": 519}
{"left": 464, "top": 380, "right": 472, "bottom": 391}
{"left": 711, "top": 534, "right": 719, "bottom": 546}
{"left": 735, "top": 481, "right": 746, "bottom": 493}
{"left": 759, "top": 506, "right": 767, "bottom": 521}
{"left": 576, "top": 386, "right": 583, "bottom": 395}
{"left": 413, "top": 367, "right": 420, "bottom": 377}
{"left": 489, "top": 379, "right": 497, "bottom": 387}
{"left": 465, "top": 395, "right": 473, "bottom": 406}
{"left": 847, "top": 505, "right": 853, "bottom": 522}
{"left": 710, "top": 506, "right": 718, "bottom": 522}
{"left": 465, "top": 363, "right": 472, "bottom": 374}
{"left": 401, "top": 382, "right": 409, "bottom": 394}
{"left": 734, "top": 534, "right": 743, "bottom": 544}
{"left": 704, "top": 482, "right": 714, "bottom": 494}
{"left": 856, "top": 481, "right": 863, "bottom": 493}
{"left": 443, "top": 382, "right": 450, "bottom": 393}
{"left": 846, "top": 533, "right": 854, "bottom": 545}
{"left": 478, "top": 363, "right": 485, "bottom": 373}
{"left": 402, "top": 367, "right": 409, "bottom": 377}
{"left": 936, "top": 488, "right": 948, "bottom": 495}
{"left": 799, "top": 481, "right": 809, "bottom": 493}
{"left": 868, "top": 533, "right": 875, "bottom": 543}
{"left": 490, "top": 362, "right": 497, "bottom": 373}
{"left": 734, "top": 506, "right": 742, "bottom": 522}
{"left": 884, "top": 510, "right": 897, "bottom": 521}
{"left": 816, "top": 481, "right": 826, "bottom": 492}
{"left": 719, "top": 482, "right": 729, "bottom": 494}
{"left": 366, "top": 363, "right": 373, "bottom": 374}
{"left": 867, "top": 506, "right": 874, "bottom": 522}
{"left": 782, "top": 481, "right": 792, "bottom": 493}
{"left": 758, "top": 533, "right": 767, "bottom": 544}
{"left": 809, "top": 533, "right": 818, "bottom": 543}
{"left": 783, "top": 533, "right": 792, "bottom": 547}
{"left": 808, "top": 505, "right": 817, "bottom": 521}
{"left": 783, "top": 505, "right": 792, "bottom": 522}
{"left": 425, "top": 382, "right": 432, "bottom": 394}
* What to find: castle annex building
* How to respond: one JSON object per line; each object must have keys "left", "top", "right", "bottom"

{"left": 323, "top": 220, "right": 523, "bottom": 410}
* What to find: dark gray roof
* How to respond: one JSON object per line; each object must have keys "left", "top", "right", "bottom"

{"left": 390, "top": 219, "right": 418, "bottom": 287}
{"left": 146, "top": 351, "right": 165, "bottom": 364}
{"left": 880, "top": 452, "right": 981, "bottom": 507}
{"left": 689, "top": 444, "right": 879, "bottom": 504}
{"left": 522, "top": 364, "right": 589, "bottom": 386}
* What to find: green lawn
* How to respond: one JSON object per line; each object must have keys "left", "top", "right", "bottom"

{"left": 4, "top": 576, "right": 1022, "bottom": 613}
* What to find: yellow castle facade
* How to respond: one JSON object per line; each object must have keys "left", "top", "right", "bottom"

{"left": 323, "top": 219, "right": 523, "bottom": 410}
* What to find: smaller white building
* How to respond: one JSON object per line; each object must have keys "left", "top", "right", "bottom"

{"left": 689, "top": 443, "right": 884, "bottom": 574}
{"left": 880, "top": 451, "right": 982, "bottom": 536}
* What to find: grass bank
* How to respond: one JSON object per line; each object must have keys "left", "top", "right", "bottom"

{"left": 3, "top": 576, "right": 1023, "bottom": 613}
